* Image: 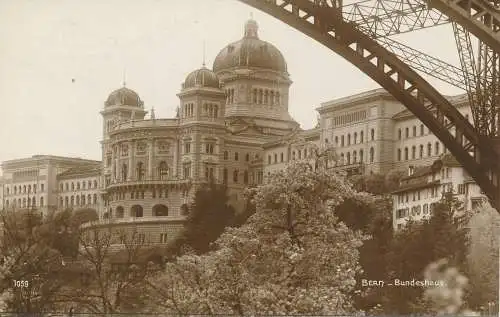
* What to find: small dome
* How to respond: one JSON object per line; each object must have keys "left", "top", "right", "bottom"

{"left": 105, "top": 87, "right": 143, "bottom": 108}
{"left": 213, "top": 19, "right": 287, "bottom": 73}
{"left": 183, "top": 67, "right": 220, "bottom": 89}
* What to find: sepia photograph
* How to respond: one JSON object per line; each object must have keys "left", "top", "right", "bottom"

{"left": 0, "top": 0, "right": 499, "bottom": 315}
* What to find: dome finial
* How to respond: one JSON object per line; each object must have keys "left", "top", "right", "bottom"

{"left": 244, "top": 16, "right": 259, "bottom": 38}
{"left": 202, "top": 40, "right": 206, "bottom": 68}
{"left": 122, "top": 68, "right": 127, "bottom": 87}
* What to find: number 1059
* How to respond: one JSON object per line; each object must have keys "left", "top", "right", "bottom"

{"left": 13, "top": 280, "right": 29, "bottom": 288}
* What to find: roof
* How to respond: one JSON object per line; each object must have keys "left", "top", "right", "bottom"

{"left": 316, "top": 88, "right": 394, "bottom": 113}
{"left": 392, "top": 93, "right": 468, "bottom": 120}
{"left": 57, "top": 164, "right": 101, "bottom": 179}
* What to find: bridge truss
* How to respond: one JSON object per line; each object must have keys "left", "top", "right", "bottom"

{"left": 238, "top": 0, "right": 500, "bottom": 212}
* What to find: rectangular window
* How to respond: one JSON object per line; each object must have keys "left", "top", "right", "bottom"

{"left": 184, "top": 143, "right": 191, "bottom": 154}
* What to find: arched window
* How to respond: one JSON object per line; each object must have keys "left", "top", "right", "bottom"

{"left": 346, "top": 152, "right": 351, "bottom": 165}
{"left": 412, "top": 126, "right": 417, "bottom": 137}
{"left": 71, "top": 183, "right": 74, "bottom": 191}
{"left": 77, "top": 182, "right": 80, "bottom": 190}
{"left": 420, "top": 124, "right": 425, "bottom": 136}
{"left": 397, "top": 149, "right": 402, "bottom": 161}
{"left": 131, "top": 205, "right": 143, "bottom": 217}
{"left": 76, "top": 196, "right": 80, "bottom": 206}
{"left": 341, "top": 135, "right": 345, "bottom": 147}
{"left": 122, "top": 164, "right": 128, "bottom": 180}
{"left": 435, "top": 141, "right": 440, "bottom": 155}
{"left": 427, "top": 142, "right": 432, "bottom": 156}
{"left": 419, "top": 145, "right": 424, "bottom": 158}
{"left": 87, "top": 194, "right": 91, "bottom": 205}
{"left": 153, "top": 204, "right": 168, "bottom": 216}
{"left": 371, "top": 129, "right": 375, "bottom": 141}
{"left": 23, "top": 198, "right": 26, "bottom": 208}
{"left": 82, "top": 195, "right": 86, "bottom": 205}
{"left": 71, "top": 196, "right": 74, "bottom": 206}
{"left": 65, "top": 196, "right": 69, "bottom": 207}
{"left": 28, "top": 185, "right": 31, "bottom": 193}
{"left": 233, "top": 170, "right": 239, "bottom": 183}
{"left": 32, "top": 197, "right": 35, "bottom": 207}
{"left": 158, "top": 161, "right": 168, "bottom": 180}
{"left": 340, "top": 153, "right": 345, "bottom": 165}
{"left": 370, "top": 147, "right": 374, "bottom": 163}
{"left": 270, "top": 91, "right": 275, "bottom": 105}
{"left": 224, "top": 151, "right": 228, "bottom": 160}
{"left": 40, "top": 197, "right": 44, "bottom": 207}
{"left": 353, "top": 132, "right": 357, "bottom": 144}
{"left": 136, "top": 162, "right": 145, "bottom": 180}
{"left": 116, "top": 206, "right": 124, "bottom": 218}
{"left": 23, "top": 185, "right": 26, "bottom": 193}
{"left": 398, "top": 129, "right": 402, "bottom": 140}
{"left": 14, "top": 187, "right": 16, "bottom": 194}
{"left": 412, "top": 146, "right": 416, "bottom": 159}
{"left": 360, "top": 131, "right": 364, "bottom": 143}
{"left": 353, "top": 151, "right": 357, "bottom": 163}
{"left": 405, "top": 127, "right": 409, "bottom": 138}
{"left": 223, "top": 168, "right": 228, "bottom": 184}
{"left": 93, "top": 194, "right": 97, "bottom": 204}
{"left": 404, "top": 147, "right": 409, "bottom": 160}
{"left": 244, "top": 171, "right": 249, "bottom": 184}
{"left": 347, "top": 134, "right": 351, "bottom": 146}
{"left": 360, "top": 149, "right": 364, "bottom": 163}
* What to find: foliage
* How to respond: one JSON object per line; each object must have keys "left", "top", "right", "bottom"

{"left": 466, "top": 204, "right": 500, "bottom": 310}
{"left": 423, "top": 259, "right": 479, "bottom": 316}
{"left": 148, "top": 159, "right": 368, "bottom": 315}
{"left": 349, "top": 169, "right": 405, "bottom": 195}
{"left": 381, "top": 194, "right": 469, "bottom": 314}
{"left": 167, "top": 181, "right": 236, "bottom": 256}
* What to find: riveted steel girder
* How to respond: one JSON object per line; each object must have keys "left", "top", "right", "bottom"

{"left": 237, "top": 0, "right": 500, "bottom": 210}
{"left": 428, "top": 0, "right": 500, "bottom": 52}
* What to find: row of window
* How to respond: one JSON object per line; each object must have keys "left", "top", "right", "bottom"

{"left": 60, "top": 194, "right": 98, "bottom": 208}
{"left": 222, "top": 168, "right": 263, "bottom": 185}
{"left": 252, "top": 88, "right": 281, "bottom": 106}
{"left": 183, "top": 103, "right": 195, "bottom": 118}
{"left": 338, "top": 147, "right": 375, "bottom": 165}
{"left": 397, "top": 183, "right": 454, "bottom": 204}
{"left": 60, "top": 180, "right": 98, "bottom": 192}
{"left": 396, "top": 203, "right": 434, "bottom": 219}
{"left": 397, "top": 115, "right": 470, "bottom": 140}
{"left": 226, "top": 88, "right": 235, "bottom": 104}
{"left": 223, "top": 151, "right": 257, "bottom": 162}
{"left": 397, "top": 142, "right": 444, "bottom": 161}
{"left": 334, "top": 128, "right": 375, "bottom": 147}
{"left": 4, "top": 196, "right": 44, "bottom": 209}
{"left": 106, "top": 204, "right": 175, "bottom": 218}
{"left": 5, "top": 183, "right": 45, "bottom": 195}
{"left": 114, "top": 161, "right": 169, "bottom": 181}
{"left": 203, "top": 103, "right": 219, "bottom": 118}
{"left": 330, "top": 110, "right": 367, "bottom": 127}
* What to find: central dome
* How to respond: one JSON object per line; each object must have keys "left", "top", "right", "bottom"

{"left": 213, "top": 19, "right": 287, "bottom": 73}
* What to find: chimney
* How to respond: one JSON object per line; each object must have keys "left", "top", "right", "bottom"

{"left": 408, "top": 165, "right": 415, "bottom": 176}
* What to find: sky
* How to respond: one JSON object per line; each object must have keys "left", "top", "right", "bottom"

{"left": 0, "top": 0, "right": 463, "bottom": 167}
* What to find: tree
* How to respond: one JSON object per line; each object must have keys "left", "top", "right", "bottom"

{"left": 60, "top": 226, "right": 159, "bottom": 314}
{"left": 148, "top": 158, "right": 368, "bottom": 315}
{"left": 0, "top": 209, "right": 70, "bottom": 313}
{"left": 382, "top": 194, "right": 469, "bottom": 314}
{"left": 167, "top": 181, "right": 236, "bottom": 256}
{"left": 466, "top": 204, "right": 500, "bottom": 310}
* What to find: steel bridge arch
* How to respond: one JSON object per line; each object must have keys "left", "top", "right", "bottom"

{"left": 238, "top": 0, "right": 499, "bottom": 209}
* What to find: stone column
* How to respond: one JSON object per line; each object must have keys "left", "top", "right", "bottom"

{"left": 148, "top": 139, "right": 154, "bottom": 179}
{"left": 173, "top": 138, "right": 179, "bottom": 177}
{"left": 128, "top": 142, "right": 133, "bottom": 181}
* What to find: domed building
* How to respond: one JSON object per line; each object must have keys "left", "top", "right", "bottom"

{"left": 80, "top": 18, "right": 307, "bottom": 249}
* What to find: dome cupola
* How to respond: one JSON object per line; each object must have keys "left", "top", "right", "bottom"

{"left": 183, "top": 66, "right": 220, "bottom": 89}
{"left": 213, "top": 19, "right": 287, "bottom": 73}
{"left": 105, "top": 87, "right": 143, "bottom": 108}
